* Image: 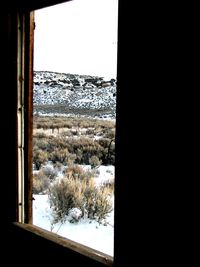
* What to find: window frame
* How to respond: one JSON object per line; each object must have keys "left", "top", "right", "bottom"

{"left": 16, "top": 1, "right": 115, "bottom": 266}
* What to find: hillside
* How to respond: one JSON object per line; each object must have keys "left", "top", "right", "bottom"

{"left": 33, "top": 71, "right": 116, "bottom": 119}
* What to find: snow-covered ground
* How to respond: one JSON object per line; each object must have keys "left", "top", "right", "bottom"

{"left": 33, "top": 165, "right": 114, "bottom": 256}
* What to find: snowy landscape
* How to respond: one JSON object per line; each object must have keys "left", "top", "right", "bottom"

{"left": 32, "top": 71, "right": 116, "bottom": 256}
{"left": 33, "top": 165, "right": 114, "bottom": 256}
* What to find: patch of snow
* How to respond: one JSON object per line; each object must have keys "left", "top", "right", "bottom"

{"left": 33, "top": 194, "right": 114, "bottom": 256}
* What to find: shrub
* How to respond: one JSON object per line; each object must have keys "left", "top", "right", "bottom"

{"left": 101, "top": 178, "right": 115, "bottom": 195}
{"left": 65, "top": 164, "right": 86, "bottom": 179}
{"left": 86, "top": 185, "right": 113, "bottom": 222}
{"left": 33, "top": 170, "right": 50, "bottom": 194}
{"left": 65, "top": 164, "right": 94, "bottom": 180}
{"left": 49, "top": 148, "right": 69, "bottom": 165}
{"left": 89, "top": 155, "right": 102, "bottom": 168}
{"left": 48, "top": 175, "right": 113, "bottom": 225}
{"left": 48, "top": 175, "right": 86, "bottom": 224}
{"left": 42, "top": 164, "right": 58, "bottom": 181}
{"left": 33, "top": 149, "right": 48, "bottom": 170}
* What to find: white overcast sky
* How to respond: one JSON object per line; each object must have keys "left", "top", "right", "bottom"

{"left": 34, "top": 0, "right": 118, "bottom": 79}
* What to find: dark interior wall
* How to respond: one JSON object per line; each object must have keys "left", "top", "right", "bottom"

{"left": 1, "top": 11, "right": 18, "bottom": 225}
{"left": 1, "top": 1, "right": 185, "bottom": 265}
{"left": 1, "top": 11, "right": 19, "bottom": 265}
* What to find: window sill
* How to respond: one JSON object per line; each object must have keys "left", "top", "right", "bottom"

{"left": 13, "top": 222, "right": 113, "bottom": 266}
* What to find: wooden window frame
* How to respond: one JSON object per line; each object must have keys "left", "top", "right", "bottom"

{"left": 15, "top": 1, "right": 114, "bottom": 266}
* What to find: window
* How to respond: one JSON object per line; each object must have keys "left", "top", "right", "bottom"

{"left": 16, "top": 0, "right": 118, "bottom": 265}
{"left": 32, "top": 0, "right": 117, "bottom": 256}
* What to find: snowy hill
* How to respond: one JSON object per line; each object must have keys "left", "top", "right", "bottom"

{"left": 33, "top": 71, "right": 116, "bottom": 119}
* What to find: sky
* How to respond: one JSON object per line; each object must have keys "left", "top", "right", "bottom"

{"left": 34, "top": 0, "right": 118, "bottom": 80}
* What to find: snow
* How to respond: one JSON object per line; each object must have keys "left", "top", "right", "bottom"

{"left": 82, "top": 165, "right": 114, "bottom": 187}
{"left": 33, "top": 165, "right": 114, "bottom": 256}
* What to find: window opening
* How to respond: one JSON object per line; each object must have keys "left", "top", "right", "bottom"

{"left": 32, "top": 0, "right": 118, "bottom": 257}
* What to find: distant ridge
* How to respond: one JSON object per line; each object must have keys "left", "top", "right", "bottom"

{"left": 33, "top": 71, "right": 116, "bottom": 119}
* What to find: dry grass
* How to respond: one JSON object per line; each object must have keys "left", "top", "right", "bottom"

{"left": 33, "top": 116, "right": 115, "bottom": 168}
{"left": 33, "top": 115, "right": 115, "bottom": 138}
